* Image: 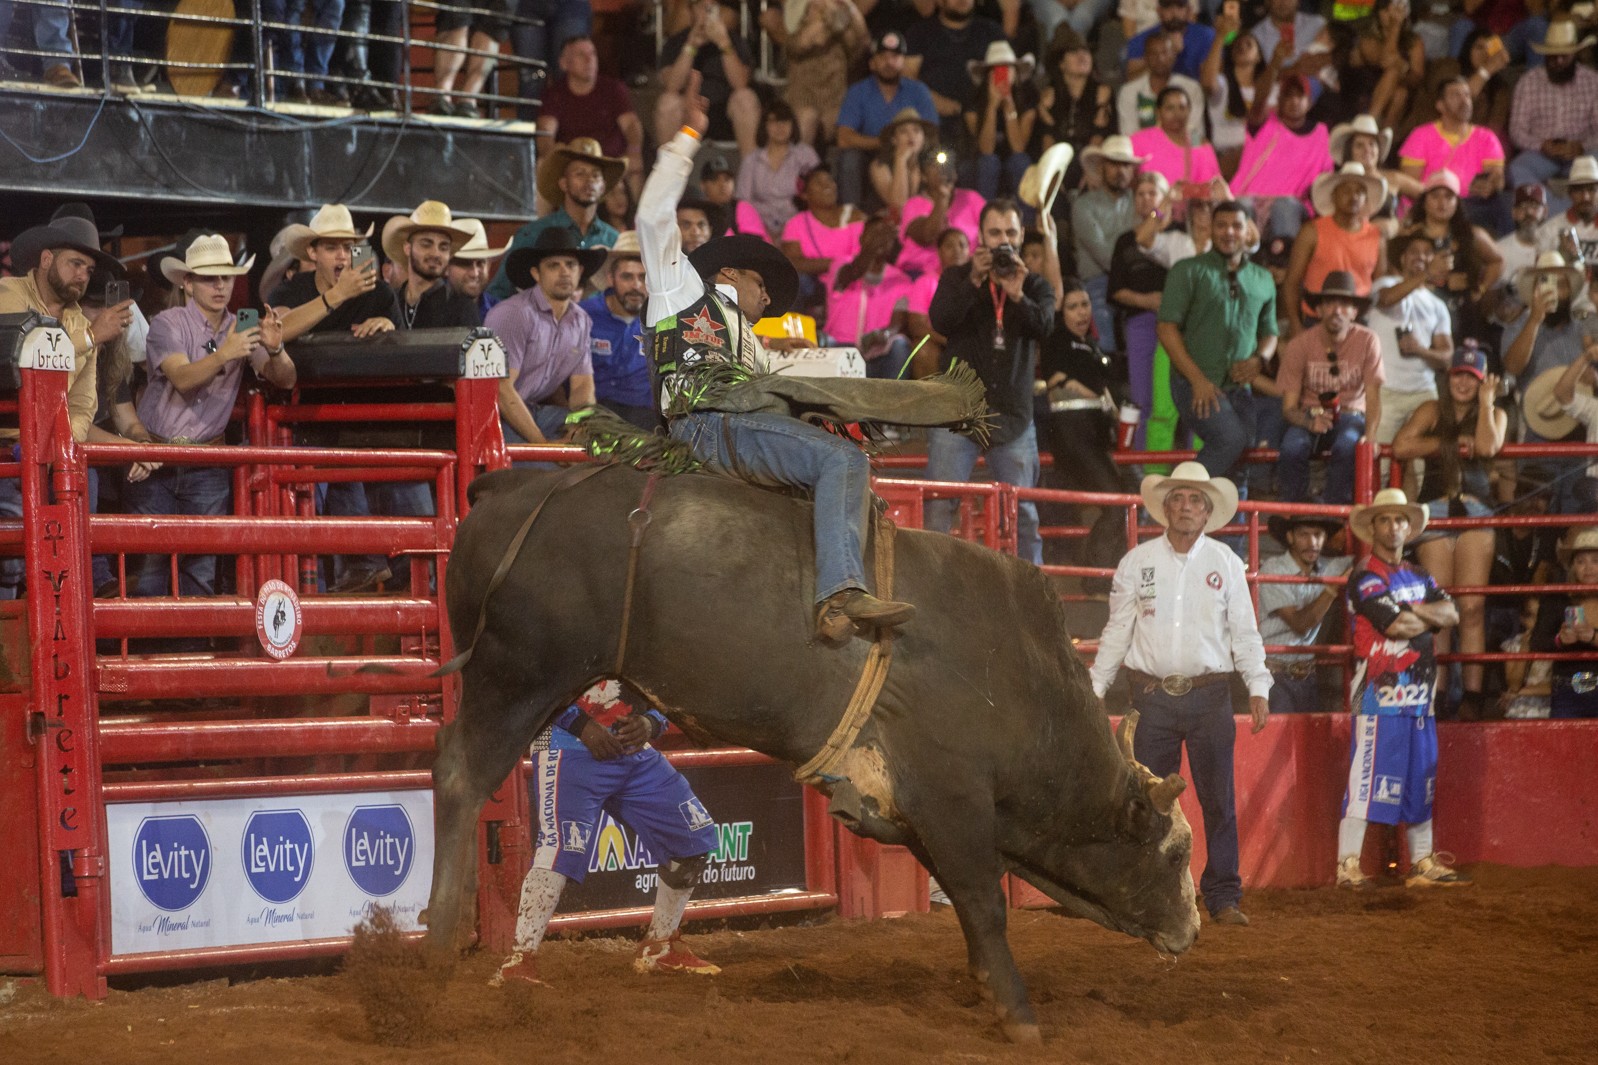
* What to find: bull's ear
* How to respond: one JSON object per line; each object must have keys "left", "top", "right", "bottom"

{"left": 1117, "top": 790, "right": 1163, "bottom": 845}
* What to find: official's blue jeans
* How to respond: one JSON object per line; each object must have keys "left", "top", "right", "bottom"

{"left": 0, "top": 0, "right": 73, "bottom": 60}
{"left": 924, "top": 423, "right": 1043, "bottom": 566}
{"left": 1082, "top": 273, "right": 1116, "bottom": 353}
{"left": 669, "top": 410, "right": 873, "bottom": 604}
{"left": 975, "top": 152, "right": 1032, "bottom": 201}
{"left": 123, "top": 465, "right": 232, "bottom": 598}
{"left": 1279, "top": 410, "right": 1365, "bottom": 504}
{"left": 1170, "top": 377, "right": 1258, "bottom": 496}
{"left": 1131, "top": 681, "right": 1243, "bottom": 915}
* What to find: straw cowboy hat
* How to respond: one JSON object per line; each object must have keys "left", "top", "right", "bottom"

{"left": 1081, "top": 135, "right": 1149, "bottom": 180}
{"left": 1310, "top": 162, "right": 1388, "bottom": 218}
{"left": 1140, "top": 461, "right": 1240, "bottom": 533}
{"left": 1530, "top": 20, "right": 1596, "bottom": 56}
{"left": 502, "top": 226, "right": 609, "bottom": 291}
{"left": 1513, "top": 249, "right": 1587, "bottom": 305}
{"left": 10, "top": 211, "right": 122, "bottom": 275}
{"left": 1350, "top": 487, "right": 1427, "bottom": 544}
{"left": 878, "top": 107, "right": 938, "bottom": 147}
{"left": 968, "top": 40, "right": 1036, "bottom": 84}
{"left": 1551, "top": 155, "right": 1598, "bottom": 193}
{"left": 1019, "top": 142, "right": 1074, "bottom": 213}
{"left": 381, "top": 200, "right": 473, "bottom": 263}
{"left": 536, "top": 137, "right": 626, "bottom": 208}
{"left": 1557, "top": 525, "right": 1598, "bottom": 567}
{"left": 280, "top": 204, "right": 374, "bottom": 261}
{"left": 159, "top": 233, "right": 255, "bottom": 285}
{"left": 1328, "top": 114, "right": 1393, "bottom": 166}
{"left": 602, "top": 229, "right": 642, "bottom": 273}
{"left": 1521, "top": 364, "right": 1593, "bottom": 440}
{"left": 1306, "top": 270, "right": 1373, "bottom": 312}
{"left": 449, "top": 218, "right": 512, "bottom": 261}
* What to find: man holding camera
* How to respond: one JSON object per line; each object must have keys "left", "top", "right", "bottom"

{"left": 927, "top": 198, "right": 1056, "bottom": 565}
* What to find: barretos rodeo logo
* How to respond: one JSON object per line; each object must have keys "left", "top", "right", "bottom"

{"left": 242, "top": 809, "right": 315, "bottom": 905}
{"left": 133, "top": 814, "right": 213, "bottom": 912}
{"left": 343, "top": 805, "right": 416, "bottom": 897}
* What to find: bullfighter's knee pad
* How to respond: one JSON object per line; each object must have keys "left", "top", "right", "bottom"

{"left": 660, "top": 853, "right": 709, "bottom": 889}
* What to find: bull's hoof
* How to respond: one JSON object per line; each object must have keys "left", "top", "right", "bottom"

{"left": 1001, "top": 1021, "right": 1042, "bottom": 1044}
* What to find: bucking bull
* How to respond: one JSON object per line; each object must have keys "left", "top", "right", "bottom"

{"left": 424, "top": 465, "right": 1200, "bottom": 1042}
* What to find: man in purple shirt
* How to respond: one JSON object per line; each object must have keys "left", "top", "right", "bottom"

{"left": 485, "top": 227, "right": 605, "bottom": 446}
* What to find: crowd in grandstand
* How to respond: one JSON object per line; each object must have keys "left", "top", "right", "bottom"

{"left": 2, "top": 0, "right": 1598, "bottom": 719}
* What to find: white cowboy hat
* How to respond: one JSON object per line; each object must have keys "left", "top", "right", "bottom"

{"left": 602, "top": 229, "right": 642, "bottom": 273}
{"left": 279, "top": 204, "right": 374, "bottom": 261}
{"left": 1350, "top": 487, "right": 1428, "bottom": 544}
{"left": 1327, "top": 114, "right": 1393, "bottom": 166}
{"left": 1551, "top": 155, "right": 1598, "bottom": 192}
{"left": 1521, "top": 364, "right": 1593, "bottom": 440}
{"left": 159, "top": 233, "right": 255, "bottom": 285}
{"left": 1140, "top": 461, "right": 1239, "bottom": 533}
{"left": 1081, "top": 135, "right": 1149, "bottom": 180}
{"left": 1310, "top": 162, "right": 1388, "bottom": 218}
{"left": 1557, "top": 525, "right": 1598, "bottom": 567}
{"left": 968, "top": 40, "right": 1037, "bottom": 84}
{"left": 1018, "top": 142, "right": 1074, "bottom": 213}
{"left": 1513, "top": 249, "right": 1587, "bottom": 305}
{"left": 1531, "top": 20, "right": 1597, "bottom": 55}
{"left": 449, "top": 217, "right": 512, "bottom": 261}
{"left": 381, "top": 200, "right": 474, "bottom": 263}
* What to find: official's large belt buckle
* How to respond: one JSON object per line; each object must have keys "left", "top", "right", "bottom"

{"left": 1160, "top": 674, "right": 1194, "bottom": 697}
{"left": 1574, "top": 672, "right": 1598, "bottom": 695}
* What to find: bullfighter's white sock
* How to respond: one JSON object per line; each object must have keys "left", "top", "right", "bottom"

{"left": 648, "top": 881, "right": 693, "bottom": 941}
{"left": 1406, "top": 820, "right": 1435, "bottom": 861}
{"left": 514, "top": 867, "right": 567, "bottom": 953}
{"left": 1337, "top": 816, "right": 1368, "bottom": 859}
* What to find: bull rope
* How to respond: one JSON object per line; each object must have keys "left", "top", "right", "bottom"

{"left": 793, "top": 517, "right": 896, "bottom": 786}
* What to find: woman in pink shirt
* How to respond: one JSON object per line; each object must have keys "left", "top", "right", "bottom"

{"left": 780, "top": 165, "right": 865, "bottom": 302}
{"left": 824, "top": 216, "right": 927, "bottom": 379}
{"left": 898, "top": 148, "right": 984, "bottom": 278}
{"left": 1127, "top": 86, "right": 1222, "bottom": 193}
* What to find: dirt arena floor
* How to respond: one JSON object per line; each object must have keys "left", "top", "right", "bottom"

{"left": 3, "top": 864, "right": 1595, "bottom": 1065}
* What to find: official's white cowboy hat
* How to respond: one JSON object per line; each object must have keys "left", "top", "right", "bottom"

{"left": 1513, "top": 249, "right": 1587, "bottom": 305}
{"left": 1521, "top": 364, "right": 1593, "bottom": 440}
{"left": 1530, "top": 20, "right": 1596, "bottom": 56}
{"left": 1141, "top": 461, "right": 1239, "bottom": 532}
{"left": 1350, "top": 487, "right": 1428, "bottom": 544}
{"left": 602, "top": 229, "right": 642, "bottom": 273}
{"left": 1551, "top": 155, "right": 1598, "bottom": 192}
{"left": 449, "top": 217, "right": 512, "bottom": 261}
{"left": 381, "top": 200, "right": 474, "bottom": 263}
{"left": 1328, "top": 114, "right": 1393, "bottom": 165}
{"left": 1081, "top": 135, "right": 1149, "bottom": 180}
{"left": 1310, "top": 162, "right": 1388, "bottom": 218}
{"left": 1557, "top": 525, "right": 1598, "bottom": 567}
{"left": 1018, "top": 142, "right": 1074, "bottom": 213}
{"left": 280, "top": 204, "right": 374, "bottom": 261}
{"left": 968, "top": 40, "right": 1036, "bottom": 83}
{"left": 159, "top": 233, "right": 255, "bottom": 285}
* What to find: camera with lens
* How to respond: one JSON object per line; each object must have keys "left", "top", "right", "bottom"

{"left": 991, "top": 243, "right": 1021, "bottom": 279}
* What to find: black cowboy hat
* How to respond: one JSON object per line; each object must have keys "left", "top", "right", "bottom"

{"left": 504, "top": 226, "right": 608, "bottom": 291}
{"left": 10, "top": 214, "right": 123, "bottom": 276}
{"left": 1305, "top": 270, "right": 1373, "bottom": 311}
{"left": 1267, "top": 514, "right": 1345, "bottom": 547}
{"left": 51, "top": 202, "right": 123, "bottom": 240}
{"left": 688, "top": 233, "right": 799, "bottom": 318}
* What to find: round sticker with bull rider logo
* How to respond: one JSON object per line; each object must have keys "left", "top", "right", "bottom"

{"left": 255, "top": 579, "right": 302, "bottom": 660}
{"left": 1207, "top": 571, "right": 1223, "bottom": 591}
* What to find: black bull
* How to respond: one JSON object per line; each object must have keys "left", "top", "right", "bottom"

{"left": 425, "top": 466, "right": 1201, "bottom": 1042}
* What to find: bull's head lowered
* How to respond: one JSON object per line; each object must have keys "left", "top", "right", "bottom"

{"left": 1005, "top": 712, "right": 1201, "bottom": 956}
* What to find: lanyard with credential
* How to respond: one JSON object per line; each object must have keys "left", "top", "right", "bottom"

{"left": 990, "top": 281, "right": 1007, "bottom": 351}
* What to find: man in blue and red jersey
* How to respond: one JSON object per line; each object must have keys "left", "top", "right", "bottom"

{"left": 491, "top": 679, "right": 722, "bottom": 986}
{"left": 1336, "top": 488, "right": 1470, "bottom": 890}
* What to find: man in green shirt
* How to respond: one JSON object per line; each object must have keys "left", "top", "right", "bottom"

{"left": 487, "top": 138, "right": 624, "bottom": 302}
{"left": 1156, "top": 200, "right": 1278, "bottom": 495}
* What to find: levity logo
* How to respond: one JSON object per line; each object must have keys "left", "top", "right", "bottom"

{"left": 133, "top": 815, "right": 212, "bottom": 911}
{"left": 343, "top": 805, "right": 414, "bottom": 897}
{"left": 242, "top": 809, "right": 315, "bottom": 904}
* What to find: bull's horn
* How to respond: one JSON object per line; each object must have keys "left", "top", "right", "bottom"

{"left": 1148, "top": 773, "right": 1186, "bottom": 814}
{"left": 1115, "top": 711, "right": 1139, "bottom": 764}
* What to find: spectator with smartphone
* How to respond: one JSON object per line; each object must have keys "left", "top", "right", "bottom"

{"left": 654, "top": 0, "right": 761, "bottom": 159}
{"left": 834, "top": 31, "right": 940, "bottom": 210}
{"left": 1370, "top": 233, "right": 1454, "bottom": 494}
{"left": 1542, "top": 333, "right": 1598, "bottom": 509}
{"left": 1534, "top": 155, "right": 1598, "bottom": 267}
{"left": 965, "top": 42, "right": 1040, "bottom": 201}
{"left": 1507, "top": 21, "right": 1598, "bottom": 213}
{"left": 899, "top": 148, "right": 986, "bottom": 279}
{"left": 1532, "top": 527, "right": 1598, "bottom": 717}
{"left": 1250, "top": 0, "right": 1336, "bottom": 94}
{"left": 905, "top": 0, "right": 1007, "bottom": 153}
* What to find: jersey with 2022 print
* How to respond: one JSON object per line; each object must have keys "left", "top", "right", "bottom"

{"left": 1348, "top": 555, "right": 1452, "bottom": 717}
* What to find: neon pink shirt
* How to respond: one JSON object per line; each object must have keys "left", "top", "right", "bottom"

{"left": 1398, "top": 123, "right": 1505, "bottom": 192}
{"left": 1128, "top": 126, "right": 1222, "bottom": 191}
{"left": 910, "top": 270, "right": 940, "bottom": 315}
{"left": 781, "top": 211, "right": 865, "bottom": 287}
{"left": 898, "top": 189, "right": 985, "bottom": 278}
{"left": 824, "top": 264, "right": 916, "bottom": 345}
{"left": 721, "top": 200, "right": 770, "bottom": 239}
{"left": 1231, "top": 114, "right": 1332, "bottom": 201}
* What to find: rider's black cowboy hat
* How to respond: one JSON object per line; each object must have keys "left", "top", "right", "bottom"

{"left": 504, "top": 225, "right": 609, "bottom": 291}
{"left": 689, "top": 233, "right": 798, "bottom": 318}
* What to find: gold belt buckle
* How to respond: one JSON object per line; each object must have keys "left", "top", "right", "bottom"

{"left": 1161, "top": 674, "right": 1194, "bottom": 697}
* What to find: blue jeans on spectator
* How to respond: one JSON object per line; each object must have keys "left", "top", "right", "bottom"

{"left": 1082, "top": 273, "right": 1116, "bottom": 353}
{"left": 669, "top": 410, "right": 873, "bottom": 604}
{"left": 0, "top": 469, "right": 109, "bottom": 596}
{"left": 317, "top": 481, "right": 387, "bottom": 586}
{"left": 924, "top": 423, "right": 1043, "bottom": 565}
{"left": 503, "top": 403, "right": 574, "bottom": 468}
{"left": 864, "top": 335, "right": 912, "bottom": 381}
{"left": 513, "top": 0, "right": 593, "bottom": 118}
{"left": 123, "top": 465, "right": 232, "bottom": 598}
{"left": 976, "top": 152, "right": 1032, "bottom": 201}
{"left": 1028, "top": 0, "right": 1116, "bottom": 41}
{"left": 1171, "top": 377, "right": 1259, "bottom": 498}
{"left": 835, "top": 148, "right": 869, "bottom": 212}
{"left": 0, "top": 0, "right": 73, "bottom": 64}
{"left": 261, "top": 0, "right": 346, "bottom": 92}
{"left": 1131, "top": 680, "right": 1242, "bottom": 916}
{"left": 1508, "top": 151, "right": 1572, "bottom": 217}
{"left": 1279, "top": 410, "right": 1365, "bottom": 504}
{"left": 1268, "top": 669, "right": 1322, "bottom": 714}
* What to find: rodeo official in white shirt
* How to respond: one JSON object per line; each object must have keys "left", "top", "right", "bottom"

{"left": 1090, "top": 461, "right": 1271, "bottom": 928}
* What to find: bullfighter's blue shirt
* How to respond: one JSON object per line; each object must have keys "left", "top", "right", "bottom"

{"left": 580, "top": 290, "right": 651, "bottom": 409}
{"left": 1349, "top": 555, "right": 1451, "bottom": 717}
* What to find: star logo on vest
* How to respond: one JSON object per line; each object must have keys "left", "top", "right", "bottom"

{"left": 681, "top": 307, "right": 727, "bottom": 348}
